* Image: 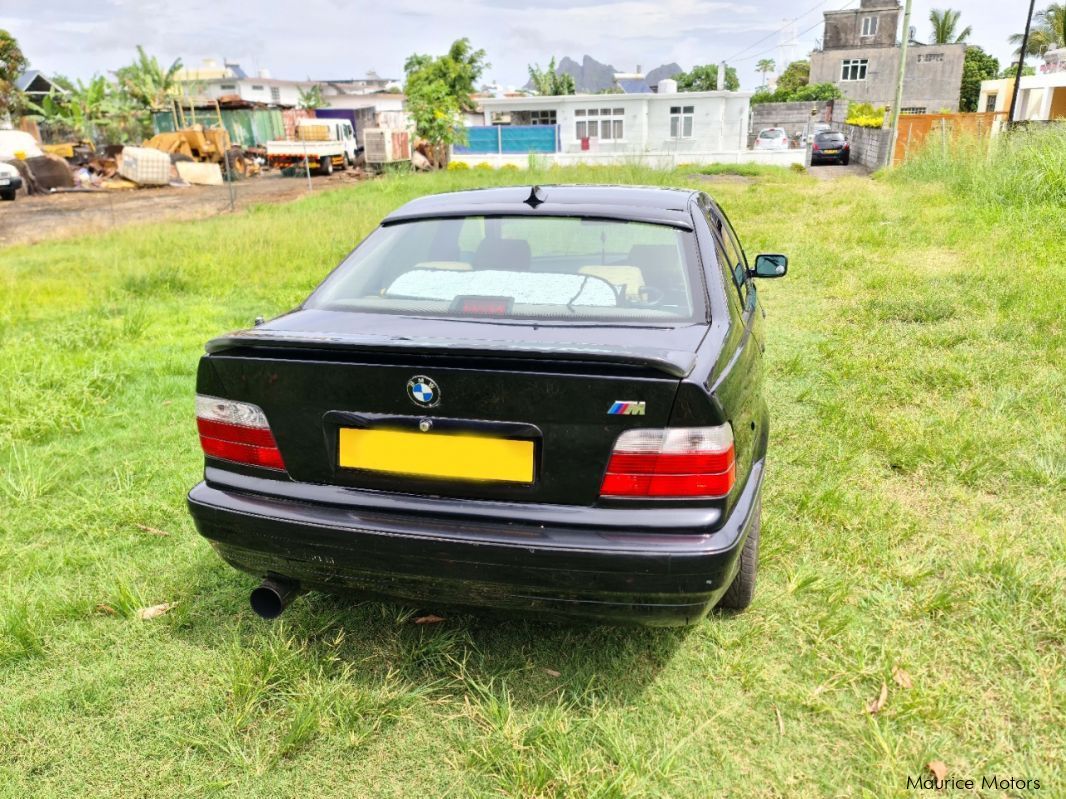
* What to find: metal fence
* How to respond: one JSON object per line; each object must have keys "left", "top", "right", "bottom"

{"left": 455, "top": 125, "right": 560, "bottom": 155}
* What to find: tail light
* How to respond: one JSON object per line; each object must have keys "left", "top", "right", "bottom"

{"left": 600, "top": 425, "right": 735, "bottom": 499}
{"left": 196, "top": 395, "right": 285, "bottom": 470}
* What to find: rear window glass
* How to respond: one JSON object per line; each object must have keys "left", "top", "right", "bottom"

{"left": 758, "top": 129, "right": 783, "bottom": 138}
{"left": 306, "top": 216, "right": 700, "bottom": 322}
{"left": 815, "top": 132, "right": 844, "bottom": 142}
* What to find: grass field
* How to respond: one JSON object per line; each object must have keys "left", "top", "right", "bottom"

{"left": 1, "top": 157, "right": 1063, "bottom": 798}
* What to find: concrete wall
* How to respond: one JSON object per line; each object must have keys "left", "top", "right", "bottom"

{"left": 811, "top": 43, "right": 965, "bottom": 112}
{"left": 450, "top": 149, "right": 805, "bottom": 169}
{"left": 841, "top": 123, "right": 891, "bottom": 169}
{"left": 822, "top": 1, "right": 900, "bottom": 50}
{"left": 748, "top": 99, "right": 849, "bottom": 147}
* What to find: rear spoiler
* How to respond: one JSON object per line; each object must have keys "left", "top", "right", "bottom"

{"left": 205, "top": 328, "right": 696, "bottom": 378}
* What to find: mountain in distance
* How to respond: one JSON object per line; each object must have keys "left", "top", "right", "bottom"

{"left": 528, "top": 55, "right": 683, "bottom": 93}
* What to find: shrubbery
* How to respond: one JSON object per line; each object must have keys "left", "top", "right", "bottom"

{"left": 846, "top": 103, "right": 887, "bottom": 128}
{"left": 751, "top": 82, "right": 843, "bottom": 104}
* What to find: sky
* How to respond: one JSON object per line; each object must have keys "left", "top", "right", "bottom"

{"left": 5, "top": 0, "right": 1018, "bottom": 92}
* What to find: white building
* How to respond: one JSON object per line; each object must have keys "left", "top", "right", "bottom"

{"left": 176, "top": 59, "right": 400, "bottom": 109}
{"left": 979, "top": 48, "right": 1066, "bottom": 127}
{"left": 452, "top": 86, "right": 800, "bottom": 167}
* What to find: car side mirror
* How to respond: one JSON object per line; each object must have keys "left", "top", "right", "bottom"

{"left": 752, "top": 254, "right": 788, "bottom": 278}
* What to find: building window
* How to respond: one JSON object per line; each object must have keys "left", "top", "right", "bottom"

{"left": 669, "top": 105, "right": 694, "bottom": 138}
{"left": 899, "top": 106, "right": 926, "bottom": 115}
{"left": 575, "top": 108, "right": 624, "bottom": 140}
{"left": 861, "top": 16, "right": 877, "bottom": 37}
{"left": 270, "top": 87, "right": 281, "bottom": 103}
{"left": 251, "top": 84, "right": 264, "bottom": 91}
{"left": 985, "top": 94, "right": 997, "bottom": 113}
{"left": 840, "top": 59, "right": 868, "bottom": 81}
{"left": 529, "top": 110, "right": 557, "bottom": 125}
{"left": 220, "top": 83, "right": 236, "bottom": 91}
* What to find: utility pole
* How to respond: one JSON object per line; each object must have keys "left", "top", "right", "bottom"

{"left": 1007, "top": 0, "right": 1037, "bottom": 126}
{"left": 886, "top": 0, "right": 914, "bottom": 168}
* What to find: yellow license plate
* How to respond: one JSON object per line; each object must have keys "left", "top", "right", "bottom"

{"left": 338, "top": 428, "right": 534, "bottom": 483}
{"left": 823, "top": 149, "right": 839, "bottom": 154}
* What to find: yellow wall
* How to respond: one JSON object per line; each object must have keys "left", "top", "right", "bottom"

{"left": 1051, "top": 87, "right": 1066, "bottom": 120}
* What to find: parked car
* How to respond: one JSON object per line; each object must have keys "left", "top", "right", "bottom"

{"left": 810, "top": 130, "right": 851, "bottom": 165}
{"left": 800, "top": 122, "right": 832, "bottom": 146}
{"left": 187, "top": 185, "right": 788, "bottom": 625}
{"left": 755, "top": 127, "right": 790, "bottom": 150}
{"left": 0, "top": 162, "right": 23, "bottom": 201}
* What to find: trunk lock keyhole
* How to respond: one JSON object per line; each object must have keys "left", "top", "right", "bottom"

{"left": 419, "top": 419, "right": 433, "bottom": 433}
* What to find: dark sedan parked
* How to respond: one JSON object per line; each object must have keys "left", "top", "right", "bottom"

{"left": 810, "top": 130, "right": 851, "bottom": 165}
{"left": 187, "top": 185, "right": 788, "bottom": 625}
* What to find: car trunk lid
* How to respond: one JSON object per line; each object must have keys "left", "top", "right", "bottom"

{"left": 202, "top": 310, "right": 706, "bottom": 505}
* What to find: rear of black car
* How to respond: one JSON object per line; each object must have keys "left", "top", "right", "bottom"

{"left": 187, "top": 188, "right": 767, "bottom": 625}
{"left": 811, "top": 131, "right": 850, "bottom": 165}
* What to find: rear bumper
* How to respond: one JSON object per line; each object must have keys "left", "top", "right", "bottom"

{"left": 187, "top": 460, "right": 763, "bottom": 626}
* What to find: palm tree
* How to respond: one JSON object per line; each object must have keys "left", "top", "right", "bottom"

{"left": 756, "top": 58, "right": 776, "bottom": 87}
{"left": 929, "top": 9, "right": 972, "bottom": 44}
{"left": 527, "top": 58, "right": 576, "bottom": 96}
{"left": 1010, "top": 3, "right": 1066, "bottom": 58}
{"left": 115, "top": 46, "right": 183, "bottom": 110}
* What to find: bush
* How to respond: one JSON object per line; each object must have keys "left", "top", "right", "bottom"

{"left": 499, "top": 163, "right": 520, "bottom": 171}
{"left": 750, "top": 82, "right": 843, "bottom": 104}
{"left": 474, "top": 162, "right": 494, "bottom": 171}
{"left": 446, "top": 160, "right": 469, "bottom": 170}
{"left": 846, "top": 102, "right": 887, "bottom": 128}
{"left": 889, "top": 125, "right": 1066, "bottom": 207}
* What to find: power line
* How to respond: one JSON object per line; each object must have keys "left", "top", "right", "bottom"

{"left": 730, "top": 0, "right": 859, "bottom": 64}
{"left": 726, "top": 0, "right": 838, "bottom": 62}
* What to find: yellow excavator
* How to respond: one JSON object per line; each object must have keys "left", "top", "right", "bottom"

{"left": 142, "top": 99, "right": 250, "bottom": 176}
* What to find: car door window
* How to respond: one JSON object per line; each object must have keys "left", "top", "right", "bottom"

{"left": 701, "top": 204, "right": 746, "bottom": 304}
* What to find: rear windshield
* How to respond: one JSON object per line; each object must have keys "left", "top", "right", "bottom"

{"left": 758, "top": 129, "right": 783, "bottom": 138}
{"left": 305, "top": 216, "right": 701, "bottom": 322}
{"left": 815, "top": 132, "right": 844, "bottom": 142}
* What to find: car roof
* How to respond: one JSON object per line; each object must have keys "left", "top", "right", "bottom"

{"left": 382, "top": 185, "right": 699, "bottom": 229}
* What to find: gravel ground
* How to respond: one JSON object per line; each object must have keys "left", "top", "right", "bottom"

{"left": 0, "top": 169, "right": 367, "bottom": 248}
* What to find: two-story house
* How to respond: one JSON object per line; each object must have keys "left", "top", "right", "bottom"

{"left": 809, "top": 0, "right": 966, "bottom": 113}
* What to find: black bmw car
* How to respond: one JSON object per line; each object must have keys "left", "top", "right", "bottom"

{"left": 187, "top": 185, "right": 787, "bottom": 625}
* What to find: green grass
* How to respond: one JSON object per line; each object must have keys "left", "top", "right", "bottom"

{"left": 1, "top": 162, "right": 1064, "bottom": 797}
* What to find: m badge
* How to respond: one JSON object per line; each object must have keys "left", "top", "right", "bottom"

{"left": 608, "top": 401, "right": 646, "bottom": 416}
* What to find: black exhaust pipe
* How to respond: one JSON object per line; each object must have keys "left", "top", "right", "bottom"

{"left": 250, "top": 577, "right": 301, "bottom": 619}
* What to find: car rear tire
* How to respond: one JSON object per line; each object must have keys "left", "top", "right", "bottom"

{"left": 842, "top": 154, "right": 851, "bottom": 166}
{"left": 1, "top": 190, "right": 14, "bottom": 202}
{"left": 717, "top": 498, "right": 760, "bottom": 611}
{"left": 320, "top": 156, "right": 334, "bottom": 176}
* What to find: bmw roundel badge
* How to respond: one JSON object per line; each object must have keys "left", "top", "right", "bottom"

{"left": 407, "top": 375, "right": 440, "bottom": 408}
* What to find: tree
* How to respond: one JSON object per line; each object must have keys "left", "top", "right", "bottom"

{"left": 776, "top": 60, "right": 810, "bottom": 94}
{"left": 958, "top": 46, "right": 999, "bottom": 111}
{"left": 0, "top": 29, "right": 28, "bottom": 118}
{"left": 527, "top": 57, "right": 576, "bottom": 96}
{"left": 25, "top": 75, "right": 140, "bottom": 144}
{"left": 1010, "top": 3, "right": 1066, "bottom": 58}
{"left": 404, "top": 37, "right": 488, "bottom": 114}
{"left": 750, "top": 82, "right": 842, "bottom": 104}
{"left": 929, "top": 9, "right": 972, "bottom": 44}
{"left": 675, "top": 64, "right": 740, "bottom": 91}
{"left": 404, "top": 38, "right": 489, "bottom": 167}
{"left": 297, "top": 84, "right": 324, "bottom": 110}
{"left": 115, "top": 46, "right": 183, "bottom": 110}
{"left": 755, "top": 58, "right": 775, "bottom": 87}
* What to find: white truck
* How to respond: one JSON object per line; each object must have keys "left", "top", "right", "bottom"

{"left": 266, "top": 118, "right": 359, "bottom": 175}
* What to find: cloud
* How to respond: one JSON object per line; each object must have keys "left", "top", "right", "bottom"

{"left": 10, "top": 0, "right": 1021, "bottom": 92}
